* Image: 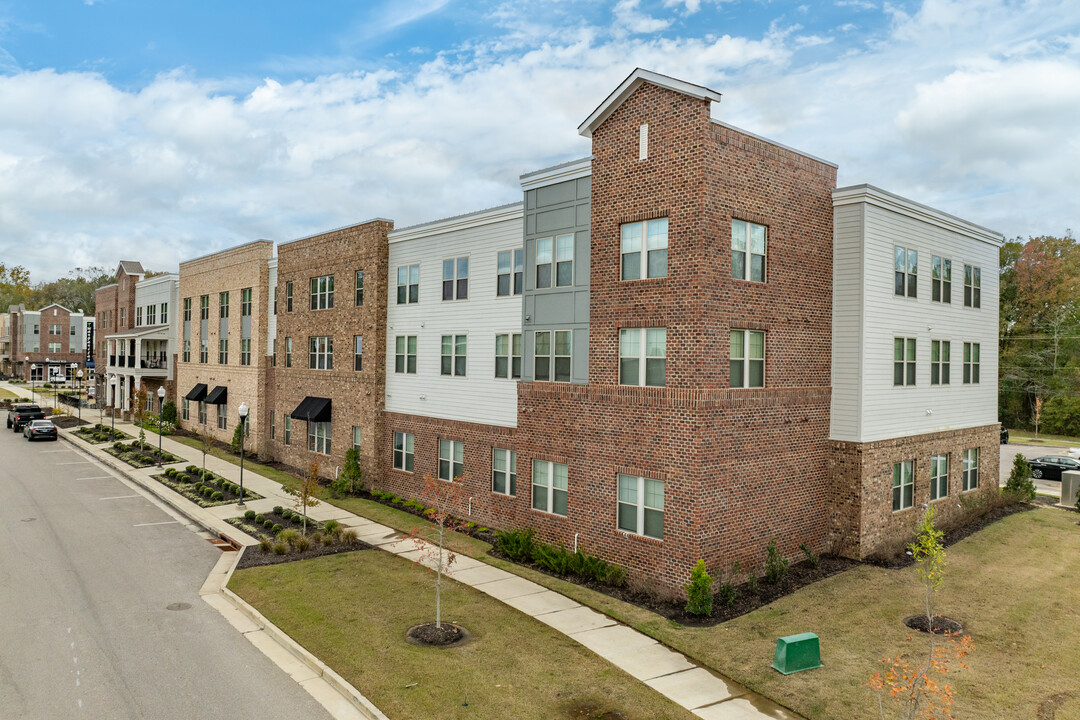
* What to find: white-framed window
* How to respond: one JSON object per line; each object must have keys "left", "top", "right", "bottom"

{"left": 308, "top": 421, "right": 331, "bottom": 455}
{"left": 200, "top": 340, "right": 208, "bottom": 364}
{"left": 536, "top": 235, "right": 574, "bottom": 289}
{"left": 310, "top": 275, "right": 334, "bottom": 310}
{"left": 895, "top": 247, "right": 918, "bottom": 297}
{"left": 218, "top": 338, "right": 228, "bottom": 365}
{"left": 285, "top": 281, "right": 293, "bottom": 312}
{"left": 200, "top": 295, "right": 209, "bottom": 320}
{"left": 962, "top": 448, "right": 979, "bottom": 491}
{"left": 393, "top": 431, "right": 414, "bottom": 471}
{"left": 892, "top": 460, "right": 914, "bottom": 511}
{"left": 183, "top": 297, "right": 192, "bottom": 321}
{"left": 284, "top": 415, "right": 291, "bottom": 445}
{"left": 352, "top": 426, "right": 362, "bottom": 453}
{"left": 532, "top": 460, "right": 568, "bottom": 516}
{"left": 145, "top": 394, "right": 154, "bottom": 412}
{"left": 120, "top": 308, "right": 126, "bottom": 327}
{"left": 440, "top": 335, "right": 467, "bottom": 376}
{"left": 730, "top": 329, "right": 765, "bottom": 388}
{"left": 397, "top": 265, "right": 420, "bottom": 304}
{"left": 220, "top": 292, "right": 230, "bottom": 318}
{"left": 147, "top": 305, "right": 156, "bottom": 325}
{"left": 135, "top": 307, "right": 142, "bottom": 326}
{"left": 241, "top": 287, "right": 252, "bottom": 316}
{"left": 731, "top": 219, "right": 766, "bottom": 282}
{"left": 931, "top": 340, "right": 950, "bottom": 385}
{"left": 619, "top": 328, "right": 666, "bottom": 387}
{"left": 395, "top": 335, "right": 417, "bottom": 374}
{"left": 492, "top": 448, "right": 516, "bottom": 496}
{"left": 963, "top": 342, "right": 980, "bottom": 384}
{"left": 442, "top": 257, "right": 469, "bottom": 300}
{"left": 353, "top": 335, "right": 363, "bottom": 371}
{"left": 270, "top": 411, "right": 275, "bottom": 440}
{"left": 964, "top": 265, "right": 981, "bottom": 308}
{"left": 48, "top": 342, "right": 61, "bottom": 353}
{"left": 621, "top": 218, "right": 668, "bottom": 280}
{"left": 182, "top": 397, "right": 189, "bottom": 420}
{"left": 309, "top": 336, "right": 333, "bottom": 370}
{"left": 894, "top": 338, "right": 916, "bottom": 386}
{"left": 497, "top": 249, "right": 524, "bottom": 296}
{"left": 272, "top": 339, "right": 276, "bottom": 367}
{"left": 198, "top": 401, "right": 207, "bottom": 424}
{"left": 355, "top": 270, "right": 364, "bottom": 306}
{"left": 438, "top": 439, "right": 463, "bottom": 482}
{"left": 932, "top": 257, "right": 952, "bottom": 303}
{"left": 70, "top": 324, "right": 76, "bottom": 335}
{"left": 495, "top": 333, "right": 522, "bottom": 379}
{"left": 49, "top": 323, "right": 62, "bottom": 335}
{"left": 285, "top": 337, "right": 292, "bottom": 368}
{"left": 617, "top": 474, "right": 664, "bottom": 540}
{"left": 160, "top": 302, "right": 168, "bottom": 324}
{"left": 930, "top": 454, "right": 949, "bottom": 501}
{"left": 217, "top": 402, "right": 227, "bottom": 430}
{"left": 240, "top": 338, "right": 251, "bottom": 366}
{"left": 534, "top": 330, "right": 571, "bottom": 383}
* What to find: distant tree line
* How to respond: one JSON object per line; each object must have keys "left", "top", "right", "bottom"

{"left": 0, "top": 263, "right": 166, "bottom": 317}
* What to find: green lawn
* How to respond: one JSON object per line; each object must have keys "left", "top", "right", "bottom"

{"left": 230, "top": 550, "right": 697, "bottom": 720}
{"left": 0, "top": 388, "right": 18, "bottom": 400}
{"left": 1008, "top": 429, "right": 1080, "bottom": 448}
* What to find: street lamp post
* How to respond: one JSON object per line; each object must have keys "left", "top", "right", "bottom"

{"left": 109, "top": 374, "right": 117, "bottom": 438}
{"left": 44, "top": 357, "right": 54, "bottom": 411}
{"left": 30, "top": 363, "right": 37, "bottom": 402}
{"left": 237, "top": 402, "right": 249, "bottom": 507}
{"left": 156, "top": 386, "right": 166, "bottom": 467}
{"left": 76, "top": 369, "right": 84, "bottom": 425}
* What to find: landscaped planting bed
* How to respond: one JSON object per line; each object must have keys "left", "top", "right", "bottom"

{"left": 106, "top": 440, "right": 183, "bottom": 467}
{"left": 151, "top": 465, "right": 263, "bottom": 507}
{"left": 73, "top": 423, "right": 132, "bottom": 444}
{"left": 228, "top": 511, "right": 368, "bottom": 569}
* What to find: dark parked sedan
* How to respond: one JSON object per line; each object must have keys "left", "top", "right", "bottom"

{"left": 1027, "top": 455, "right": 1080, "bottom": 480}
{"left": 23, "top": 419, "right": 58, "bottom": 442}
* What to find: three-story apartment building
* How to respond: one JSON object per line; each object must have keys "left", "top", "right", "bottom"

{"left": 7, "top": 303, "right": 88, "bottom": 384}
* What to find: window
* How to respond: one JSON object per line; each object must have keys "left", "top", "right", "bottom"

{"left": 931, "top": 340, "right": 950, "bottom": 385}
{"left": 930, "top": 454, "right": 949, "bottom": 501}
{"left": 492, "top": 448, "right": 516, "bottom": 495}
{"left": 70, "top": 325, "right": 76, "bottom": 335}
{"left": 532, "top": 460, "right": 568, "bottom": 516}
{"left": 962, "top": 448, "right": 979, "bottom": 491}
{"left": 964, "top": 265, "right": 981, "bottom": 308}
{"left": 440, "top": 335, "right": 467, "bottom": 376}
{"left": 284, "top": 415, "right": 291, "bottom": 445}
{"left": 895, "top": 247, "right": 918, "bottom": 297}
{"left": 619, "top": 328, "right": 666, "bottom": 387}
{"left": 184, "top": 298, "right": 192, "bottom": 321}
{"left": 393, "top": 432, "right": 414, "bottom": 471}
{"left": 495, "top": 333, "right": 522, "bottom": 379}
{"left": 731, "top": 219, "right": 766, "bottom": 282}
{"left": 395, "top": 335, "right": 417, "bottom": 374}
{"left": 241, "top": 288, "right": 252, "bottom": 316}
{"left": 286, "top": 281, "right": 293, "bottom": 312}
{"left": 308, "top": 421, "right": 331, "bottom": 454}
{"left": 892, "top": 460, "right": 914, "bottom": 511}
{"left": 147, "top": 305, "right": 156, "bottom": 325}
{"left": 272, "top": 339, "right": 276, "bottom": 367}
{"left": 182, "top": 398, "right": 189, "bottom": 420}
{"left": 438, "top": 439, "right": 463, "bottom": 481}
{"left": 270, "top": 412, "right": 275, "bottom": 440}
{"left": 355, "top": 270, "right": 364, "bottom": 306}
{"left": 442, "top": 258, "right": 469, "bottom": 300}
{"left": 534, "top": 330, "right": 571, "bottom": 382}
{"left": 120, "top": 308, "right": 126, "bottom": 327}
{"left": 198, "top": 402, "right": 207, "bottom": 424}
{"left": 32, "top": 323, "right": 39, "bottom": 335}
{"left": 397, "top": 265, "right": 419, "bottom": 304}
{"left": 273, "top": 288, "right": 277, "bottom": 314}
{"left": 352, "top": 426, "right": 362, "bottom": 453}
{"left": 136, "top": 307, "right": 142, "bottom": 326}
{"left": 536, "top": 237, "right": 553, "bottom": 289}
{"left": 730, "top": 330, "right": 765, "bottom": 388}
{"left": 219, "top": 292, "right": 229, "bottom": 318}
{"left": 48, "top": 323, "right": 61, "bottom": 335}
{"left": 932, "top": 257, "right": 952, "bottom": 303}
{"left": 160, "top": 302, "right": 168, "bottom": 324}
{"left": 285, "top": 337, "right": 292, "bottom": 368}
{"left": 146, "top": 394, "right": 154, "bottom": 412}
{"left": 310, "top": 275, "right": 334, "bottom": 310}
{"left": 497, "top": 250, "right": 524, "bottom": 296}
{"left": 309, "top": 336, "right": 333, "bottom": 370}
{"left": 893, "top": 338, "right": 916, "bottom": 386}
{"left": 240, "top": 338, "right": 251, "bottom": 366}
{"left": 218, "top": 338, "right": 228, "bottom": 364}
{"left": 48, "top": 342, "right": 61, "bottom": 353}
{"left": 621, "top": 219, "right": 668, "bottom": 280}
{"left": 200, "top": 295, "right": 209, "bottom": 320}
{"left": 556, "top": 235, "right": 573, "bottom": 286}
{"left": 199, "top": 340, "right": 208, "bottom": 364}
{"left": 353, "top": 336, "right": 363, "bottom": 371}
{"left": 618, "top": 474, "right": 664, "bottom": 539}
{"left": 217, "top": 403, "right": 227, "bottom": 430}
{"left": 963, "top": 342, "right": 980, "bottom": 384}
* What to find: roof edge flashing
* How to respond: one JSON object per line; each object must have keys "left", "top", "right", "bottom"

{"left": 578, "top": 68, "right": 722, "bottom": 138}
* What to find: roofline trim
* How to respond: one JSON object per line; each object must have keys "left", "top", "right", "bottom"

{"left": 388, "top": 202, "right": 523, "bottom": 243}
{"left": 278, "top": 218, "right": 395, "bottom": 249}
{"left": 833, "top": 184, "right": 1004, "bottom": 246}
{"left": 578, "top": 68, "right": 722, "bottom": 138}
{"left": 520, "top": 156, "right": 593, "bottom": 190}
{"left": 179, "top": 239, "right": 274, "bottom": 267}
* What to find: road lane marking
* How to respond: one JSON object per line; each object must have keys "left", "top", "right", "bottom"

{"left": 133, "top": 520, "right": 180, "bottom": 527}
{"left": 41, "top": 449, "right": 75, "bottom": 453}
{"left": 55, "top": 461, "right": 93, "bottom": 465}
{"left": 100, "top": 495, "right": 140, "bottom": 500}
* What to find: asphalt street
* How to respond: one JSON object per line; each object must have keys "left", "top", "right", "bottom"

{"left": 0, "top": 425, "right": 333, "bottom": 720}
{"left": 1000, "top": 441, "right": 1070, "bottom": 497}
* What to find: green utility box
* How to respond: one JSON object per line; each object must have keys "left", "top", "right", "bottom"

{"left": 772, "top": 632, "right": 822, "bottom": 674}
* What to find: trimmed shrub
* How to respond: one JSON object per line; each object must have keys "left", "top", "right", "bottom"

{"left": 1004, "top": 453, "right": 1036, "bottom": 501}
{"left": 186, "top": 465, "right": 198, "bottom": 474}
{"left": 244, "top": 510, "right": 256, "bottom": 520}
{"left": 211, "top": 491, "right": 224, "bottom": 501}
{"left": 764, "top": 539, "right": 789, "bottom": 584}
{"left": 271, "top": 523, "right": 283, "bottom": 534}
{"left": 164, "top": 468, "right": 176, "bottom": 478}
{"left": 254, "top": 514, "right": 265, "bottom": 524}
{"left": 684, "top": 560, "right": 714, "bottom": 616}
{"left": 273, "top": 506, "right": 283, "bottom": 516}
{"left": 262, "top": 518, "right": 274, "bottom": 528}
{"left": 533, "top": 542, "right": 573, "bottom": 575}
{"left": 112, "top": 442, "right": 126, "bottom": 452}
{"left": 496, "top": 528, "right": 536, "bottom": 563}
{"left": 323, "top": 520, "right": 341, "bottom": 536}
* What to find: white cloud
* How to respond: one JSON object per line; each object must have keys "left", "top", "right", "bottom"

{"left": 613, "top": 0, "right": 672, "bottom": 35}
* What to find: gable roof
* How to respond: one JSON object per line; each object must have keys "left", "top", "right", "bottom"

{"left": 578, "top": 68, "right": 723, "bottom": 138}
{"left": 116, "top": 261, "right": 145, "bottom": 277}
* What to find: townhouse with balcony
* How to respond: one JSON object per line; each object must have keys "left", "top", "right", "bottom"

{"left": 95, "top": 261, "right": 144, "bottom": 414}
{"left": 7, "top": 303, "right": 88, "bottom": 384}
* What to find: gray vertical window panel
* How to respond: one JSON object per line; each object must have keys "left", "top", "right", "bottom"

{"left": 218, "top": 316, "right": 228, "bottom": 342}
{"left": 241, "top": 315, "right": 251, "bottom": 339}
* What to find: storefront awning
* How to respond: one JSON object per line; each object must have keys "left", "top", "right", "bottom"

{"left": 290, "top": 396, "right": 332, "bottom": 423}
{"left": 184, "top": 383, "right": 208, "bottom": 402}
{"left": 204, "top": 385, "right": 228, "bottom": 405}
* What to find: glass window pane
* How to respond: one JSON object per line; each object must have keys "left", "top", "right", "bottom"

{"left": 750, "top": 224, "right": 766, "bottom": 254}
{"left": 644, "top": 478, "right": 663, "bottom": 510}
{"left": 533, "top": 460, "right": 548, "bottom": 486}
{"left": 493, "top": 472, "right": 505, "bottom": 494}
{"left": 730, "top": 361, "right": 744, "bottom": 388}
{"left": 618, "top": 475, "right": 637, "bottom": 502}
{"left": 732, "top": 220, "right": 746, "bottom": 251}
{"left": 456, "top": 335, "right": 467, "bottom": 355}
{"left": 514, "top": 249, "right": 524, "bottom": 271}
{"left": 535, "top": 357, "right": 550, "bottom": 381}
{"left": 621, "top": 223, "right": 641, "bottom": 252}
{"left": 537, "top": 238, "right": 552, "bottom": 263}
{"left": 622, "top": 252, "right": 641, "bottom": 280}
{"left": 454, "top": 442, "right": 463, "bottom": 462}
{"left": 441, "top": 335, "right": 452, "bottom": 355}
{"left": 556, "top": 261, "right": 573, "bottom": 286}
{"left": 512, "top": 334, "right": 522, "bottom": 355}
{"left": 943, "top": 259, "right": 951, "bottom": 281}
{"left": 749, "top": 359, "right": 764, "bottom": 387}
{"left": 620, "top": 358, "right": 639, "bottom": 385}
{"left": 620, "top": 328, "right": 640, "bottom": 357}
{"left": 557, "top": 235, "right": 573, "bottom": 260}
{"left": 555, "top": 331, "right": 571, "bottom": 356}
{"left": 973, "top": 267, "right": 980, "bottom": 287}
{"left": 408, "top": 336, "right": 417, "bottom": 353}
{"left": 750, "top": 254, "right": 764, "bottom": 282}
{"left": 532, "top": 485, "right": 547, "bottom": 512}
{"left": 498, "top": 251, "right": 510, "bottom": 274}
{"left": 409, "top": 265, "right": 419, "bottom": 284}
{"left": 535, "top": 331, "right": 550, "bottom": 356}
{"left": 643, "top": 508, "right": 663, "bottom": 539}
{"left": 896, "top": 247, "right": 905, "bottom": 272}
{"left": 536, "top": 264, "right": 551, "bottom": 288}
{"left": 647, "top": 219, "right": 668, "bottom": 249}
{"left": 617, "top": 503, "right": 637, "bottom": 533}
{"left": 496, "top": 356, "right": 508, "bottom": 377}
{"left": 458, "top": 258, "right": 468, "bottom": 279}
{"left": 554, "top": 358, "right": 571, "bottom": 382}
{"left": 732, "top": 250, "right": 746, "bottom": 279}
{"left": 497, "top": 275, "right": 510, "bottom": 296}
{"left": 749, "top": 331, "right": 765, "bottom": 359}
{"left": 646, "top": 328, "right": 666, "bottom": 357}
{"left": 645, "top": 358, "right": 665, "bottom": 386}
{"left": 552, "top": 489, "right": 567, "bottom": 516}
{"left": 553, "top": 463, "right": 568, "bottom": 490}
{"left": 647, "top": 248, "right": 667, "bottom": 278}
{"left": 443, "top": 259, "right": 454, "bottom": 281}
{"left": 730, "top": 330, "right": 744, "bottom": 359}
{"left": 973, "top": 344, "right": 980, "bottom": 362}
{"left": 496, "top": 334, "right": 508, "bottom": 355}
{"left": 493, "top": 449, "right": 506, "bottom": 472}
{"left": 906, "top": 339, "right": 916, "bottom": 362}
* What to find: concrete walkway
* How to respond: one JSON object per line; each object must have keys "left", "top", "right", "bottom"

{"left": 52, "top": 412, "right": 801, "bottom": 720}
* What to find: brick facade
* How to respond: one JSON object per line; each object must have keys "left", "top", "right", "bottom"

{"left": 10, "top": 304, "right": 87, "bottom": 381}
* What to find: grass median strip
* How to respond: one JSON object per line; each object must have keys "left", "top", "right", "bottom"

{"left": 230, "top": 550, "right": 697, "bottom": 720}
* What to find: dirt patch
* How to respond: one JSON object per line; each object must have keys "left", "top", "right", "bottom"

{"left": 406, "top": 622, "right": 469, "bottom": 647}
{"left": 561, "top": 701, "right": 630, "bottom": 719}
{"left": 904, "top": 614, "right": 963, "bottom": 635}
{"left": 1037, "top": 692, "right": 1077, "bottom": 720}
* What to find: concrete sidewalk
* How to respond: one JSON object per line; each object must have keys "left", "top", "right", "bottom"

{"left": 59, "top": 415, "right": 801, "bottom": 720}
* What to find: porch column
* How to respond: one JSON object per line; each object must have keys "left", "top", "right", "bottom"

{"left": 135, "top": 338, "right": 142, "bottom": 368}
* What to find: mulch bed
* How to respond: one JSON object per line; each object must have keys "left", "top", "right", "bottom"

{"left": 904, "top": 614, "right": 964, "bottom": 635}
{"left": 153, "top": 469, "right": 263, "bottom": 507}
{"left": 73, "top": 425, "right": 132, "bottom": 443}
{"left": 406, "top": 622, "right": 468, "bottom": 647}
{"left": 106, "top": 443, "right": 183, "bottom": 468}
{"left": 227, "top": 509, "right": 324, "bottom": 538}
{"left": 235, "top": 538, "right": 371, "bottom": 570}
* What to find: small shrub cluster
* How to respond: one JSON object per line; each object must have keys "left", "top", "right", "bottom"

{"left": 250, "top": 513, "right": 360, "bottom": 556}
{"left": 494, "top": 528, "right": 627, "bottom": 587}
{"left": 763, "top": 538, "right": 789, "bottom": 584}
{"left": 1004, "top": 453, "right": 1036, "bottom": 502}
{"left": 684, "top": 560, "right": 714, "bottom": 616}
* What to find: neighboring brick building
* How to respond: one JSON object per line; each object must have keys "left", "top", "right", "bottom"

{"left": 95, "top": 261, "right": 144, "bottom": 414}
{"left": 7, "top": 303, "right": 89, "bottom": 384}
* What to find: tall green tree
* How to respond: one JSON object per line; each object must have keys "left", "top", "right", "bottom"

{"left": 0, "top": 263, "right": 32, "bottom": 310}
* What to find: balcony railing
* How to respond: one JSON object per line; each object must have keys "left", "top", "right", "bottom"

{"left": 140, "top": 357, "right": 167, "bottom": 370}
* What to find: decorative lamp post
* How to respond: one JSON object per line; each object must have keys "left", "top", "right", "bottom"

{"left": 30, "top": 363, "right": 37, "bottom": 402}
{"left": 109, "top": 373, "right": 117, "bottom": 438}
{"left": 237, "top": 401, "right": 249, "bottom": 507}
{"left": 44, "top": 357, "right": 55, "bottom": 410}
{"left": 76, "top": 369, "right": 84, "bottom": 425}
{"left": 156, "top": 386, "right": 166, "bottom": 466}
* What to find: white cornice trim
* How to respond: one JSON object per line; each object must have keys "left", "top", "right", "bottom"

{"left": 135, "top": 274, "right": 178, "bottom": 289}
{"left": 578, "top": 68, "right": 722, "bottom": 138}
{"left": 388, "top": 203, "right": 523, "bottom": 244}
{"left": 833, "top": 184, "right": 1004, "bottom": 246}
{"left": 520, "top": 157, "right": 592, "bottom": 190}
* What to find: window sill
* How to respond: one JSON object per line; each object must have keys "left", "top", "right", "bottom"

{"left": 490, "top": 491, "right": 516, "bottom": 498}
{"left": 616, "top": 529, "right": 663, "bottom": 545}
{"left": 529, "top": 508, "right": 567, "bottom": 519}
{"left": 891, "top": 506, "right": 915, "bottom": 514}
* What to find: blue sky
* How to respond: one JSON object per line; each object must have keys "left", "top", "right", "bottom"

{"left": 0, "top": 0, "right": 1077, "bottom": 280}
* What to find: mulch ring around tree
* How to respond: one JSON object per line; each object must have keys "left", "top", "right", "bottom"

{"left": 904, "top": 615, "right": 964, "bottom": 635}
{"left": 405, "top": 622, "right": 470, "bottom": 648}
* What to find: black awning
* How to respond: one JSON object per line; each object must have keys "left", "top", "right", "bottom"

{"left": 290, "top": 396, "right": 332, "bottom": 423}
{"left": 184, "top": 383, "right": 208, "bottom": 402}
{"left": 204, "top": 385, "right": 228, "bottom": 405}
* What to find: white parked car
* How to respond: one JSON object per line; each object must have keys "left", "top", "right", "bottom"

{"left": 1068, "top": 448, "right": 1080, "bottom": 459}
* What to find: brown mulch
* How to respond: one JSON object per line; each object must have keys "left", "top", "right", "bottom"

{"left": 234, "top": 540, "right": 370, "bottom": 570}
{"left": 904, "top": 614, "right": 963, "bottom": 635}
{"left": 406, "top": 622, "right": 467, "bottom": 647}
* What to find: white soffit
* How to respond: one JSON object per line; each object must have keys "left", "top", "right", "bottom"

{"left": 520, "top": 156, "right": 592, "bottom": 190}
{"left": 578, "top": 68, "right": 722, "bottom": 138}
{"left": 833, "top": 184, "right": 1004, "bottom": 246}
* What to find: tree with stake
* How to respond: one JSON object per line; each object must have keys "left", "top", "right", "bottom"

{"left": 133, "top": 388, "right": 148, "bottom": 452}
{"left": 284, "top": 462, "right": 321, "bottom": 535}
{"left": 198, "top": 430, "right": 216, "bottom": 473}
